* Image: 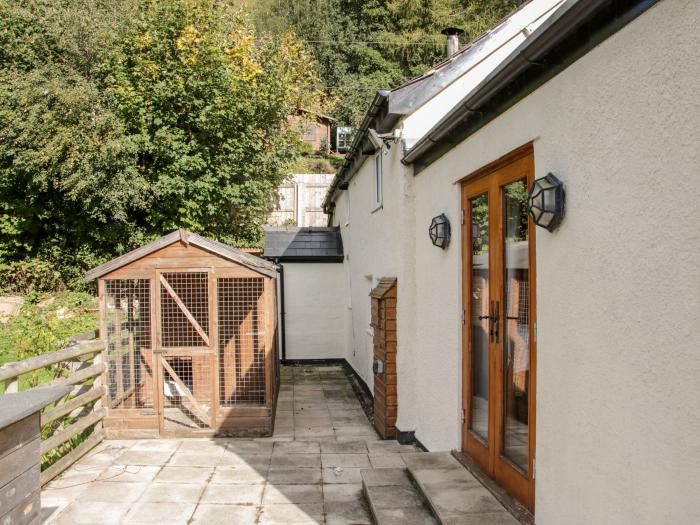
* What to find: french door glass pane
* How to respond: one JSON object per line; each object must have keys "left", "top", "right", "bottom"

{"left": 502, "top": 180, "right": 530, "bottom": 471}
{"left": 469, "top": 193, "right": 489, "bottom": 441}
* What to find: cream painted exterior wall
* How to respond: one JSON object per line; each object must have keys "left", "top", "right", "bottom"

{"left": 411, "top": 1, "right": 700, "bottom": 523}
{"left": 282, "top": 262, "right": 346, "bottom": 360}
{"left": 323, "top": 1, "right": 698, "bottom": 521}
{"left": 330, "top": 143, "right": 411, "bottom": 393}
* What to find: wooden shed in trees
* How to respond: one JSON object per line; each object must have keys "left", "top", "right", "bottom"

{"left": 84, "top": 230, "right": 280, "bottom": 438}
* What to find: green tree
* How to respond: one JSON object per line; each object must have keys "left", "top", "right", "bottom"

{"left": 248, "top": 0, "right": 519, "bottom": 126}
{"left": 110, "top": 0, "right": 318, "bottom": 244}
{"left": 0, "top": 0, "right": 318, "bottom": 287}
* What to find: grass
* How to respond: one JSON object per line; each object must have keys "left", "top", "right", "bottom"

{"left": 0, "top": 291, "right": 101, "bottom": 470}
{"left": 0, "top": 291, "right": 98, "bottom": 391}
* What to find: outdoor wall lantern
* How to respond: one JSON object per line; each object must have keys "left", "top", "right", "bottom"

{"left": 528, "top": 173, "right": 565, "bottom": 232}
{"left": 429, "top": 213, "right": 451, "bottom": 249}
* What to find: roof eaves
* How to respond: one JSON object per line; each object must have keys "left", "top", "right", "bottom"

{"left": 403, "top": 0, "right": 659, "bottom": 168}
{"left": 322, "top": 90, "right": 390, "bottom": 213}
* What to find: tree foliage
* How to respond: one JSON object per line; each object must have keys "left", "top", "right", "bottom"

{"left": 247, "top": 0, "right": 520, "bottom": 126}
{"left": 0, "top": 0, "right": 317, "bottom": 286}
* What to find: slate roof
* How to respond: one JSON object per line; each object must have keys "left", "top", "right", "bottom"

{"left": 263, "top": 227, "right": 344, "bottom": 262}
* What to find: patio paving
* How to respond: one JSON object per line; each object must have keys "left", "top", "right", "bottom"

{"left": 40, "top": 365, "right": 422, "bottom": 525}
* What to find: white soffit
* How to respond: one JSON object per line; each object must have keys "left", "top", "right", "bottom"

{"left": 402, "top": 0, "right": 566, "bottom": 149}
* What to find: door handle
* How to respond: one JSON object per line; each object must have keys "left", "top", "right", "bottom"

{"left": 494, "top": 300, "right": 500, "bottom": 343}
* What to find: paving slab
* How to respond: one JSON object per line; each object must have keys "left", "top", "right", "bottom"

{"left": 80, "top": 481, "right": 147, "bottom": 503}
{"left": 322, "top": 466, "right": 364, "bottom": 484}
{"left": 121, "top": 501, "right": 196, "bottom": 525}
{"left": 219, "top": 451, "right": 272, "bottom": 469}
{"left": 262, "top": 483, "right": 324, "bottom": 504}
{"left": 271, "top": 453, "right": 322, "bottom": 468}
{"left": 210, "top": 465, "right": 267, "bottom": 484}
{"left": 361, "top": 468, "right": 436, "bottom": 525}
{"left": 369, "top": 453, "right": 406, "bottom": 468}
{"left": 190, "top": 504, "right": 259, "bottom": 524}
{"left": 200, "top": 483, "right": 265, "bottom": 504}
{"left": 322, "top": 482, "right": 364, "bottom": 503}
{"left": 367, "top": 441, "right": 418, "bottom": 454}
{"left": 129, "top": 439, "right": 181, "bottom": 452}
{"left": 169, "top": 451, "right": 225, "bottom": 467}
{"left": 406, "top": 452, "right": 519, "bottom": 525}
{"left": 273, "top": 440, "right": 321, "bottom": 455}
{"left": 259, "top": 503, "right": 324, "bottom": 524}
{"left": 154, "top": 465, "right": 212, "bottom": 483}
{"left": 325, "top": 500, "right": 373, "bottom": 525}
{"left": 50, "top": 500, "right": 132, "bottom": 524}
{"left": 374, "top": 507, "right": 439, "bottom": 525}
{"left": 115, "top": 449, "right": 173, "bottom": 466}
{"left": 140, "top": 482, "right": 204, "bottom": 502}
{"left": 320, "top": 440, "right": 368, "bottom": 454}
{"left": 45, "top": 366, "right": 497, "bottom": 525}
{"left": 361, "top": 468, "right": 413, "bottom": 487}
{"left": 227, "top": 440, "right": 274, "bottom": 454}
{"left": 268, "top": 467, "right": 323, "bottom": 485}
{"left": 96, "top": 465, "right": 160, "bottom": 483}
{"left": 322, "top": 453, "right": 371, "bottom": 468}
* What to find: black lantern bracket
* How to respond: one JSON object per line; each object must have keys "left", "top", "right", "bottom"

{"left": 528, "top": 173, "right": 565, "bottom": 232}
{"left": 429, "top": 213, "right": 451, "bottom": 249}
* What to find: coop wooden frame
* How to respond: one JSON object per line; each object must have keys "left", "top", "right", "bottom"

{"left": 87, "top": 230, "right": 280, "bottom": 438}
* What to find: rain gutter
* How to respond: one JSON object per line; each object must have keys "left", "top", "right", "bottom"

{"left": 403, "top": 0, "right": 659, "bottom": 171}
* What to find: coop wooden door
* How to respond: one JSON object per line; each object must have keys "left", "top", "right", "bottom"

{"left": 155, "top": 270, "right": 216, "bottom": 433}
{"left": 461, "top": 146, "right": 537, "bottom": 512}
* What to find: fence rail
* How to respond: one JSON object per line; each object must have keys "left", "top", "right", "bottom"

{"left": 0, "top": 334, "right": 106, "bottom": 485}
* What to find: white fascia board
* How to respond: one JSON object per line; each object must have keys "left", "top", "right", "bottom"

{"left": 401, "top": 0, "right": 565, "bottom": 149}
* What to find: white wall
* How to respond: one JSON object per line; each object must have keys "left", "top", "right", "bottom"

{"left": 282, "top": 262, "right": 346, "bottom": 360}
{"left": 411, "top": 1, "right": 700, "bottom": 523}
{"left": 331, "top": 143, "right": 409, "bottom": 392}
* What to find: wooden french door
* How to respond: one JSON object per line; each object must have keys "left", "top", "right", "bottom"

{"left": 461, "top": 146, "right": 537, "bottom": 512}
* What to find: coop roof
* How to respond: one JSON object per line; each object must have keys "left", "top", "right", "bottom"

{"left": 262, "top": 227, "right": 344, "bottom": 262}
{"left": 84, "top": 229, "right": 278, "bottom": 281}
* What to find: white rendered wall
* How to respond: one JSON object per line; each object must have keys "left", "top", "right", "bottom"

{"left": 331, "top": 144, "right": 407, "bottom": 392}
{"left": 282, "top": 262, "right": 346, "bottom": 360}
{"left": 411, "top": 1, "right": 700, "bottom": 523}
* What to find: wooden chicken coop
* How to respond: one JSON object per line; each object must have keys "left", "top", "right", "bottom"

{"left": 84, "top": 230, "right": 279, "bottom": 438}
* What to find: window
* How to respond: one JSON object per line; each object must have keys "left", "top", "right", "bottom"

{"left": 336, "top": 126, "right": 352, "bottom": 151}
{"left": 373, "top": 150, "right": 383, "bottom": 210}
{"left": 302, "top": 123, "right": 317, "bottom": 141}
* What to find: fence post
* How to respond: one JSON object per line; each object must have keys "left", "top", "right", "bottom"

{"left": 4, "top": 378, "right": 18, "bottom": 394}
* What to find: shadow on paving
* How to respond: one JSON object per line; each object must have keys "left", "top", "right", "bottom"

{"left": 40, "top": 365, "right": 422, "bottom": 525}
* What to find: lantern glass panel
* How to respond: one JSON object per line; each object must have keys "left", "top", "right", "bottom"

{"left": 539, "top": 211, "right": 554, "bottom": 226}
{"left": 535, "top": 191, "right": 544, "bottom": 210}
{"left": 543, "top": 188, "right": 556, "bottom": 210}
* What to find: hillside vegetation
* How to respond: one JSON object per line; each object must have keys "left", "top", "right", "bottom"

{"left": 0, "top": 0, "right": 518, "bottom": 293}
{"left": 0, "top": 0, "right": 318, "bottom": 290}
{"left": 247, "top": 0, "right": 519, "bottom": 126}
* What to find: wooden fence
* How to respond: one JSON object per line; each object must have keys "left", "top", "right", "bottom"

{"left": 0, "top": 333, "right": 106, "bottom": 485}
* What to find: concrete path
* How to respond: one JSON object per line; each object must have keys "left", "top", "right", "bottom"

{"left": 41, "top": 365, "right": 421, "bottom": 525}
